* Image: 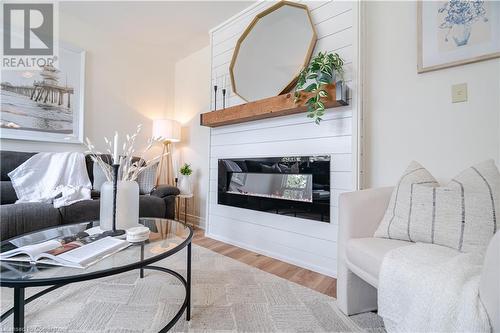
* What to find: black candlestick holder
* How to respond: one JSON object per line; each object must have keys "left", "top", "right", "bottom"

{"left": 213, "top": 85, "right": 218, "bottom": 110}
{"left": 222, "top": 88, "right": 226, "bottom": 109}
{"left": 103, "top": 164, "right": 125, "bottom": 237}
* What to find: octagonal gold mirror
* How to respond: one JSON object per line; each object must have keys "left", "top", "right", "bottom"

{"left": 229, "top": 1, "right": 317, "bottom": 102}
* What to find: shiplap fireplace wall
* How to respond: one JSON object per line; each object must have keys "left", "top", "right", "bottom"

{"left": 206, "top": 1, "right": 361, "bottom": 277}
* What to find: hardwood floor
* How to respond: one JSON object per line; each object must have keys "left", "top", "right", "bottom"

{"left": 192, "top": 227, "right": 337, "bottom": 298}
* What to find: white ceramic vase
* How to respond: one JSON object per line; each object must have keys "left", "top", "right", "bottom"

{"left": 100, "top": 180, "right": 140, "bottom": 231}
{"left": 178, "top": 175, "right": 192, "bottom": 195}
{"left": 450, "top": 23, "right": 472, "bottom": 46}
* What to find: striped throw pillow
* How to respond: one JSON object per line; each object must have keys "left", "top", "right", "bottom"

{"left": 92, "top": 161, "right": 158, "bottom": 195}
{"left": 137, "top": 162, "right": 158, "bottom": 195}
{"left": 374, "top": 160, "right": 499, "bottom": 253}
{"left": 374, "top": 161, "right": 438, "bottom": 242}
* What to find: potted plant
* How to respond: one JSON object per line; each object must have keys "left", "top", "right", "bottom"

{"left": 178, "top": 163, "right": 193, "bottom": 195}
{"left": 294, "top": 51, "right": 344, "bottom": 124}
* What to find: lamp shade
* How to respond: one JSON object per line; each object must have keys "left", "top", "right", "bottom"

{"left": 152, "top": 119, "right": 181, "bottom": 142}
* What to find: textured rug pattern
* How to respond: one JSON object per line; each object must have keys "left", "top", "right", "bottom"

{"left": 1, "top": 244, "right": 376, "bottom": 332}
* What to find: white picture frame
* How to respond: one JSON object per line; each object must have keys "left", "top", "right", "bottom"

{"left": 0, "top": 41, "right": 85, "bottom": 143}
{"left": 418, "top": 1, "right": 500, "bottom": 73}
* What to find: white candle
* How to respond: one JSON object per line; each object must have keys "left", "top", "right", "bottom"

{"left": 113, "top": 131, "right": 119, "bottom": 164}
{"left": 223, "top": 76, "right": 226, "bottom": 89}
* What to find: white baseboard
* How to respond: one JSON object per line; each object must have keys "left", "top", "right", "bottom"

{"left": 205, "top": 231, "right": 337, "bottom": 278}
{"left": 181, "top": 213, "right": 206, "bottom": 230}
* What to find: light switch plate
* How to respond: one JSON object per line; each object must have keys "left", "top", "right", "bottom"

{"left": 452, "top": 83, "right": 467, "bottom": 103}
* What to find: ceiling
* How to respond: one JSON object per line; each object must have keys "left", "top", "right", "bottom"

{"left": 60, "top": 1, "right": 255, "bottom": 62}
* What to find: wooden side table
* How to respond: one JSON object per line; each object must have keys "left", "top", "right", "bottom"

{"left": 177, "top": 194, "right": 193, "bottom": 225}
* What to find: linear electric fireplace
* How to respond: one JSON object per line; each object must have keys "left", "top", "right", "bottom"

{"left": 218, "top": 156, "right": 330, "bottom": 222}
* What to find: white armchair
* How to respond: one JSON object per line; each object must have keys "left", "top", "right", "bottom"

{"left": 337, "top": 187, "right": 499, "bottom": 332}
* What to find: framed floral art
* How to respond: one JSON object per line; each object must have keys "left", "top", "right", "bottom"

{"left": 418, "top": 0, "right": 500, "bottom": 73}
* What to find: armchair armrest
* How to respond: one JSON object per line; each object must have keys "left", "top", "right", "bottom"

{"left": 337, "top": 187, "right": 393, "bottom": 315}
{"left": 338, "top": 187, "right": 393, "bottom": 243}
{"left": 151, "top": 185, "right": 180, "bottom": 198}
{"left": 480, "top": 231, "right": 500, "bottom": 332}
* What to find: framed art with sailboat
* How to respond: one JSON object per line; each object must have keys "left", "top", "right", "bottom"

{"left": 0, "top": 41, "right": 85, "bottom": 143}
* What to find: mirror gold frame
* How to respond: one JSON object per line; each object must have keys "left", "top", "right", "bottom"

{"left": 229, "top": 1, "right": 317, "bottom": 102}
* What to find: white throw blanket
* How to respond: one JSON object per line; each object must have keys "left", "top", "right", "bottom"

{"left": 378, "top": 243, "right": 491, "bottom": 333}
{"left": 8, "top": 152, "right": 91, "bottom": 208}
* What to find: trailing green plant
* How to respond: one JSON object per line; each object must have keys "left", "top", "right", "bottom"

{"left": 294, "top": 52, "right": 344, "bottom": 124}
{"left": 179, "top": 163, "right": 192, "bottom": 176}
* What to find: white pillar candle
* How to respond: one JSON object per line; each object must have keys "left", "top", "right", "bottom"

{"left": 113, "top": 131, "right": 119, "bottom": 164}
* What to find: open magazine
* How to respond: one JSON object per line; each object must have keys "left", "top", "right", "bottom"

{"left": 0, "top": 232, "right": 130, "bottom": 269}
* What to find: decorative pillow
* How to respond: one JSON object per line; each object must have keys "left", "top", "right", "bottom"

{"left": 137, "top": 162, "right": 158, "bottom": 195}
{"left": 92, "top": 161, "right": 109, "bottom": 191}
{"left": 374, "top": 161, "right": 438, "bottom": 241}
{"left": 375, "top": 160, "right": 499, "bottom": 253}
{"left": 93, "top": 161, "right": 158, "bottom": 195}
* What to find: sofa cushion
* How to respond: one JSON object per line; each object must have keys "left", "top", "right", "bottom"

{"left": 59, "top": 195, "right": 167, "bottom": 225}
{"left": 0, "top": 151, "right": 37, "bottom": 181}
{"left": 91, "top": 190, "right": 100, "bottom": 199}
{"left": 1, "top": 181, "right": 17, "bottom": 204}
{"left": 150, "top": 185, "right": 180, "bottom": 198}
{"left": 0, "top": 203, "right": 61, "bottom": 241}
{"left": 346, "top": 237, "right": 413, "bottom": 283}
{"left": 139, "top": 195, "right": 166, "bottom": 218}
{"left": 59, "top": 199, "right": 100, "bottom": 224}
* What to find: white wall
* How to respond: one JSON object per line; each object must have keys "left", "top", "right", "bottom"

{"left": 174, "top": 46, "right": 211, "bottom": 228}
{"left": 204, "top": 1, "right": 360, "bottom": 277}
{"left": 364, "top": 1, "right": 500, "bottom": 187}
{"left": 0, "top": 4, "right": 174, "bottom": 154}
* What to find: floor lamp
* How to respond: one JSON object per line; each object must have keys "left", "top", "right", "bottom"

{"left": 153, "top": 119, "right": 181, "bottom": 187}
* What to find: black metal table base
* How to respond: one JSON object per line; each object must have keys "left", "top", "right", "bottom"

{"left": 1, "top": 243, "right": 192, "bottom": 332}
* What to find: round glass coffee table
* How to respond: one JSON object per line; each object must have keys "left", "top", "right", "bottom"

{"left": 0, "top": 218, "right": 193, "bottom": 332}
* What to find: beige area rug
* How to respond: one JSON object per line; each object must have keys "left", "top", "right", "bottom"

{"left": 1, "top": 244, "right": 383, "bottom": 332}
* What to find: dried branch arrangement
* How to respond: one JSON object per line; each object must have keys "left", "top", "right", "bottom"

{"left": 84, "top": 124, "right": 167, "bottom": 182}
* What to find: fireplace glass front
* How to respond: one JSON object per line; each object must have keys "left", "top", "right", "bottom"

{"left": 218, "top": 156, "right": 330, "bottom": 222}
{"left": 228, "top": 173, "right": 313, "bottom": 203}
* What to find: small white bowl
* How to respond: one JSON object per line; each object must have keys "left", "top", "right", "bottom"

{"left": 126, "top": 226, "right": 150, "bottom": 243}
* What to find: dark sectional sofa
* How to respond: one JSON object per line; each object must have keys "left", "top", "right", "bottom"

{"left": 0, "top": 150, "right": 179, "bottom": 241}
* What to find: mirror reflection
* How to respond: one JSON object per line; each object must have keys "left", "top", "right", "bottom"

{"left": 230, "top": 3, "right": 316, "bottom": 102}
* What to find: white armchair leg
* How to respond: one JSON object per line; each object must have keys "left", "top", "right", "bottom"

{"left": 337, "top": 262, "right": 378, "bottom": 315}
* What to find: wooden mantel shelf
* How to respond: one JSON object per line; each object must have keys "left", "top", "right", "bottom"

{"left": 200, "top": 83, "right": 348, "bottom": 127}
